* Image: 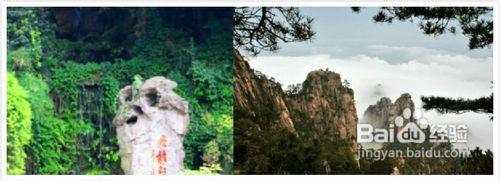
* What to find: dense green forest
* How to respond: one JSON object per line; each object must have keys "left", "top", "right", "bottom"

{"left": 7, "top": 7, "right": 233, "bottom": 175}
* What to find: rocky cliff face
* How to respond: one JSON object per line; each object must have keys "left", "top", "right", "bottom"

{"left": 361, "top": 93, "right": 415, "bottom": 128}
{"left": 233, "top": 49, "right": 295, "bottom": 132}
{"left": 234, "top": 50, "right": 360, "bottom": 174}
{"left": 362, "top": 93, "right": 458, "bottom": 175}
{"left": 234, "top": 49, "right": 358, "bottom": 146}
{"left": 234, "top": 48, "right": 358, "bottom": 158}
{"left": 286, "top": 70, "right": 358, "bottom": 147}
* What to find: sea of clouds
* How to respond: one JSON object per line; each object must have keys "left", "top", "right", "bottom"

{"left": 248, "top": 45, "right": 493, "bottom": 150}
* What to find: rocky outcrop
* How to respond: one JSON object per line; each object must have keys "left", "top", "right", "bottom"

{"left": 361, "top": 93, "right": 415, "bottom": 128}
{"left": 234, "top": 49, "right": 359, "bottom": 151}
{"left": 362, "top": 93, "right": 457, "bottom": 174}
{"left": 233, "top": 49, "right": 295, "bottom": 132}
{"left": 286, "top": 70, "right": 358, "bottom": 147}
{"left": 113, "top": 76, "right": 189, "bottom": 175}
{"left": 234, "top": 49, "right": 389, "bottom": 174}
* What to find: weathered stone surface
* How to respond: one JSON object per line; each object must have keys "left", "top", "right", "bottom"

{"left": 234, "top": 48, "right": 359, "bottom": 151}
{"left": 361, "top": 93, "right": 415, "bottom": 128}
{"left": 234, "top": 49, "right": 361, "bottom": 172}
{"left": 286, "top": 69, "right": 359, "bottom": 148}
{"left": 113, "top": 76, "right": 189, "bottom": 175}
{"left": 233, "top": 49, "right": 295, "bottom": 132}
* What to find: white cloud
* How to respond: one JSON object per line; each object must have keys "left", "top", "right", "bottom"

{"left": 368, "top": 45, "right": 448, "bottom": 59}
{"left": 248, "top": 46, "right": 493, "bottom": 150}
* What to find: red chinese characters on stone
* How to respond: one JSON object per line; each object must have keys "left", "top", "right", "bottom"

{"left": 157, "top": 135, "right": 167, "bottom": 148}
{"left": 156, "top": 150, "right": 167, "bottom": 165}
{"left": 154, "top": 135, "right": 168, "bottom": 175}
{"left": 158, "top": 166, "right": 167, "bottom": 175}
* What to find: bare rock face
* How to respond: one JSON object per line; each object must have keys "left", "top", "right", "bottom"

{"left": 363, "top": 94, "right": 451, "bottom": 174}
{"left": 113, "top": 76, "right": 189, "bottom": 175}
{"left": 234, "top": 49, "right": 361, "bottom": 173}
{"left": 233, "top": 49, "right": 295, "bottom": 132}
{"left": 234, "top": 48, "right": 358, "bottom": 149}
{"left": 286, "top": 69, "right": 359, "bottom": 148}
{"left": 361, "top": 93, "right": 415, "bottom": 128}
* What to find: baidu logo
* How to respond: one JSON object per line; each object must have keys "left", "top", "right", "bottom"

{"left": 394, "top": 108, "right": 428, "bottom": 143}
{"left": 357, "top": 107, "right": 466, "bottom": 144}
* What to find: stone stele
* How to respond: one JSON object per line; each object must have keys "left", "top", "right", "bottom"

{"left": 113, "top": 76, "right": 189, "bottom": 175}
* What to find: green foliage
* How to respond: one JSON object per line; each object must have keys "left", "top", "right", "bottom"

{"left": 7, "top": 72, "right": 32, "bottom": 175}
{"left": 199, "top": 115, "right": 234, "bottom": 173}
{"left": 8, "top": 8, "right": 54, "bottom": 70}
{"left": 101, "top": 76, "right": 120, "bottom": 115}
{"left": 48, "top": 62, "right": 123, "bottom": 174}
{"left": 421, "top": 94, "right": 493, "bottom": 114}
{"left": 17, "top": 73, "right": 95, "bottom": 174}
{"left": 18, "top": 73, "right": 54, "bottom": 120}
{"left": 50, "top": 62, "right": 101, "bottom": 109}
{"left": 354, "top": 7, "right": 493, "bottom": 49}
{"left": 45, "top": 51, "right": 234, "bottom": 173}
{"left": 285, "top": 83, "right": 303, "bottom": 95}
{"left": 8, "top": 48, "right": 35, "bottom": 72}
{"left": 131, "top": 9, "right": 189, "bottom": 60}
{"left": 8, "top": 7, "right": 233, "bottom": 175}
{"left": 29, "top": 117, "right": 86, "bottom": 174}
{"left": 235, "top": 124, "right": 359, "bottom": 174}
{"left": 85, "top": 169, "right": 111, "bottom": 175}
{"left": 109, "top": 58, "right": 168, "bottom": 85}
{"left": 234, "top": 7, "right": 316, "bottom": 56}
{"left": 133, "top": 74, "right": 143, "bottom": 89}
{"left": 203, "top": 140, "right": 221, "bottom": 164}
{"left": 190, "top": 60, "right": 233, "bottom": 111}
{"left": 184, "top": 164, "right": 222, "bottom": 175}
{"left": 460, "top": 147, "right": 493, "bottom": 174}
{"left": 215, "top": 115, "right": 234, "bottom": 171}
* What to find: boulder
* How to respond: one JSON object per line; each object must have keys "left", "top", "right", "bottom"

{"left": 113, "top": 76, "right": 189, "bottom": 175}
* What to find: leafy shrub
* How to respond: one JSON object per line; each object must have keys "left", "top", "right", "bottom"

{"left": 18, "top": 73, "right": 53, "bottom": 121}
{"left": 7, "top": 48, "right": 35, "bottom": 72}
{"left": 8, "top": 8, "right": 54, "bottom": 70}
{"left": 18, "top": 73, "right": 95, "bottom": 174}
{"left": 7, "top": 72, "right": 32, "bottom": 175}
{"left": 29, "top": 117, "right": 77, "bottom": 174}
{"left": 184, "top": 164, "right": 222, "bottom": 175}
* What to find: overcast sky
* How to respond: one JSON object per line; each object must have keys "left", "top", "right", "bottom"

{"left": 245, "top": 7, "right": 493, "bottom": 150}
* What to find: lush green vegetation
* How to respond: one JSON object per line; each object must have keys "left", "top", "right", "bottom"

{"left": 7, "top": 72, "right": 32, "bottom": 175}
{"left": 7, "top": 7, "right": 233, "bottom": 175}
